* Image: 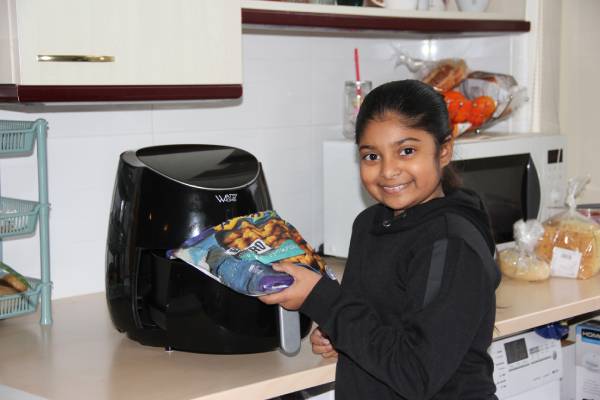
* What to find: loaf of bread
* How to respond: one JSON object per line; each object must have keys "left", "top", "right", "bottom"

{"left": 498, "top": 249, "right": 551, "bottom": 281}
{"left": 422, "top": 59, "right": 468, "bottom": 92}
{"left": 1, "top": 274, "right": 28, "bottom": 292}
{"left": 0, "top": 261, "right": 31, "bottom": 295}
{"left": 0, "top": 280, "right": 19, "bottom": 296}
{"left": 535, "top": 216, "right": 600, "bottom": 279}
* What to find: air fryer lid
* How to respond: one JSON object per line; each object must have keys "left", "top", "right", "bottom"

{"left": 136, "top": 144, "right": 260, "bottom": 189}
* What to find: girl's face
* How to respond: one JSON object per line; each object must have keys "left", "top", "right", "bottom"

{"left": 358, "top": 116, "right": 452, "bottom": 215}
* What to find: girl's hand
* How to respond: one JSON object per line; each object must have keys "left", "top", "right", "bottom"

{"left": 258, "top": 262, "right": 321, "bottom": 310}
{"left": 310, "top": 327, "right": 338, "bottom": 359}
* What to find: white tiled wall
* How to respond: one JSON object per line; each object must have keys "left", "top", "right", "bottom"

{"left": 0, "top": 31, "right": 528, "bottom": 298}
{"left": 560, "top": 0, "right": 600, "bottom": 202}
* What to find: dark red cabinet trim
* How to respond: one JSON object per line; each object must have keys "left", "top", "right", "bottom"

{"left": 242, "top": 8, "right": 530, "bottom": 33}
{"left": 0, "top": 84, "right": 243, "bottom": 103}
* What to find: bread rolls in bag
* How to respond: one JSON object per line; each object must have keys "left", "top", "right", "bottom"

{"left": 498, "top": 219, "right": 550, "bottom": 281}
{"left": 498, "top": 250, "right": 551, "bottom": 281}
{"left": 535, "top": 216, "right": 600, "bottom": 279}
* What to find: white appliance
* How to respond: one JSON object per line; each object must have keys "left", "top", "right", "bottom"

{"left": 489, "top": 330, "right": 563, "bottom": 400}
{"left": 499, "top": 379, "right": 561, "bottom": 400}
{"left": 323, "top": 132, "right": 566, "bottom": 258}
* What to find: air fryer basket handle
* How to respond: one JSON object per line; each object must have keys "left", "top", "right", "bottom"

{"left": 278, "top": 306, "right": 301, "bottom": 356}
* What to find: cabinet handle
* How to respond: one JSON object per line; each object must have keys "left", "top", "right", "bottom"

{"left": 37, "top": 55, "right": 115, "bottom": 63}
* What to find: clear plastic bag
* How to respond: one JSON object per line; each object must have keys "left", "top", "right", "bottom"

{"left": 535, "top": 176, "right": 600, "bottom": 279}
{"left": 498, "top": 219, "right": 550, "bottom": 281}
{"left": 458, "top": 71, "right": 529, "bottom": 133}
{"left": 394, "top": 50, "right": 528, "bottom": 137}
{"left": 167, "top": 210, "right": 333, "bottom": 296}
{"left": 395, "top": 50, "right": 468, "bottom": 93}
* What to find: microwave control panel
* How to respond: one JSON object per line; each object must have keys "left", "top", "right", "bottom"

{"left": 540, "top": 147, "right": 566, "bottom": 222}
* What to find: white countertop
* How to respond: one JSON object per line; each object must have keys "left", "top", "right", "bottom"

{"left": 1, "top": 257, "right": 600, "bottom": 400}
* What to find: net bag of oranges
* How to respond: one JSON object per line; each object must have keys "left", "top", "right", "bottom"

{"left": 167, "top": 210, "right": 333, "bottom": 296}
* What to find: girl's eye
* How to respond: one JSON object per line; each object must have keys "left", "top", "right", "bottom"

{"left": 400, "top": 147, "right": 415, "bottom": 156}
{"left": 362, "top": 153, "right": 380, "bottom": 161}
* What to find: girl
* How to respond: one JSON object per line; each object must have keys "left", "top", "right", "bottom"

{"left": 260, "top": 80, "right": 500, "bottom": 400}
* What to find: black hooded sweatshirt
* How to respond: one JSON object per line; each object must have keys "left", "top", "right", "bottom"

{"left": 300, "top": 188, "right": 501, "bottom": 400}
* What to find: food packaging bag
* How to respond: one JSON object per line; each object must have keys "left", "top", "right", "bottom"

{"left": 498, "top": 219, "right": 550, "bottom": 281}
{"left": 394, "top": 50, "right": 468, "bottom": 93}
{"left": 535, "top": 176, "right": 600, "bottom": 279}
{"left": 394, "top": 50, "right": 528, "bottom": 137}
{"left": 458, "top": 71, "right": 528, "bottom": 130}
{"left": 167, "top": 210, "right": 333, "bottom": 296}
{"left": 446, "top": 71, "right": 528, "bottom": 136}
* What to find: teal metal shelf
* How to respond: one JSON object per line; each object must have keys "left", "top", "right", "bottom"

{"left": 0, "top": 118, "right": 52, "bottom": 325}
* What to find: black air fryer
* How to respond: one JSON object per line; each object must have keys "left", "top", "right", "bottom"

{"left": 105, "top": 144, "right": 311, "bottom": 354}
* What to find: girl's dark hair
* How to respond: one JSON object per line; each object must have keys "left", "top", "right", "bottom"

{"left": 355, "top": 79, "right": 461, "bottom": 193}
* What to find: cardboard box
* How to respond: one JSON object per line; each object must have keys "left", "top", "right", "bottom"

{"left": 562, "top": 340, "right": 576, "bottom": 400}
{"left": 575, "top": 320, "right": 600, "bottom": 400}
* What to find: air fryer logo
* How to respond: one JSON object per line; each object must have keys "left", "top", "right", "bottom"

{"left": 215, "top": 193, "right": 237, "bottom": 203}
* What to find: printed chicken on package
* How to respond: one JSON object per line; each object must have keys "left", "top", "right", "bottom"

{"left": 167, "top": 211, "right": 334, "bottom": 296}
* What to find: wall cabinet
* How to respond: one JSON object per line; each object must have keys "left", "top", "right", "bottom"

{"left": 0, "top": 0, "right": 242, "bottom": 102}
{"left": 0, "top": 0, "right": 529, "bottom": 104}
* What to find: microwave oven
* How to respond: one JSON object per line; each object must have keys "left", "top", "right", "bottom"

{"left": 322, "top": 132, "right": 566, "bottom": 258}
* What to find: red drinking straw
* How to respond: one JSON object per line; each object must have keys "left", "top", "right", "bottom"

{"left": 354, "top": 48, "right": 362, "bottom": 97}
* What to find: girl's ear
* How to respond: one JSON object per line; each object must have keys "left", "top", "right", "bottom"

{"left": 439, "top": 135, "right": 453, "bottom": 168}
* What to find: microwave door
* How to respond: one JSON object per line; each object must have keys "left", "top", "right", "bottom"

{"left": 523, "top": 155, "right": 541, "bottom": 220}
{"left": 453, "top": 153, "right": 540, "bottom": 244}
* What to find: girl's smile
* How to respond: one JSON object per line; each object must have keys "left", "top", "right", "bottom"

{"left": 381, "top": 183, "right": 410, "bottom": 194}
{"left": 358, "top": 115, "right": 453, "bottom": 215}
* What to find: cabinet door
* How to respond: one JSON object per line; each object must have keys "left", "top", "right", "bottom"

{"left": 13, "top": 0, "right": 241, "bottom": 85}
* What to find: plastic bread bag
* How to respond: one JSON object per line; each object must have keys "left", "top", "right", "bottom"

{"left": 394, "top": 50, "right": 468, "bottom": 93}
{"left": 0, "top": 260, "right": 30, "bottom": 295}
{"left": 167, "top": 210, "right": 335, "bottom": 296}
{"left": 535, "top": 176, "right": 600, "bottom": 279}
{"left": 498, "top": 219, "right": 550, "bottom": 281}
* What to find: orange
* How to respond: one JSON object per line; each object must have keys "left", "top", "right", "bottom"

{"left": 468, "top": 96, "right": 496, "bottom": 127}
{"left": 443, "top": 91, "right": 472, "bottom": 123}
